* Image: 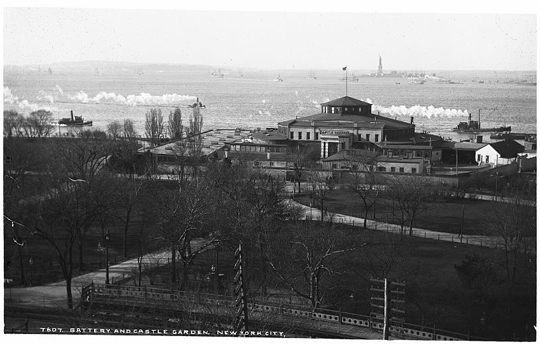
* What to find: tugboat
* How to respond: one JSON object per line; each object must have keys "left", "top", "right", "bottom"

{"left": 454, "top": 109, "right": 510, "bottom": 133}
{"left": 58, "top": 110, "right": 93, "bottom": 126}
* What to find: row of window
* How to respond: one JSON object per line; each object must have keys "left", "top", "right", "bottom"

{"left": 378, "top": 166, "right": 417, "bottom": 173}
{"left": 289, "top": 130, "right": 380, "bottom": 142}
{"left": 229, "top": 144, "right": 287, "bottom": 153}
{"left": 322, "top": 106, "right": 366, "bottom": 114}
{"left": 361, "top": 133, "right": 379, "bottom": 142}
{"left": 478, "top": 154, "right": 490, "bottom": 163}
{"left": 329, "top": 164, "right": 418, "bottom": 174}
{"left": 290, "top": 131, "right": 317, "bottom": 140}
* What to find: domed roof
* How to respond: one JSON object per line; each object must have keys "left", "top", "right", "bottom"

{"left": 321, "top": 96, "right": 372, "bottom": 107}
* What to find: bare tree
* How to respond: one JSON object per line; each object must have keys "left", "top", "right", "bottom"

{"left": 343, "top": 149, "right": 384, "bottom": 227}
{"left": 22, "top": 110, "right": 54, "bottom": 139}
{"left": 307, "top": 170, "right": 332, "bottom": 221}
{"left": 3, "top": 110, "right": 24, "bottom": 138}
{"left": 287, "top": 143, "right": 319, "bottom": 194}
{"left": 123, "top": 118, "right": 138, "bottom": 139}
{"left": 145, "top": 108, "right": 164, "bottom": 147}
{"left": 168, "top": 107, "right": 183, "bottom": 140}
{"left": 485, "top": 197, "right": 536, "bottom": 299}
{"left": 55, "top": 135, "right": 116, "bottom": 270}
{"left": 244, "top": 169, "right": 289, "bottom": 294}
{"left": 13, "top": 170, "right": 109, "bottom": 308}
{"left": 148, "top": 177, "right": 217, "bottom": 289}
{"left": 388, "top": 176, "right": 432, "bottom": 238}
{"left": 114, "top": 175, "right": 144, "bottom": 258}
{"left": 106, "top": 120, "right": 123, "bottom": 140}
{"left": 266, "top": 221, "right": 364, "bottom": 308}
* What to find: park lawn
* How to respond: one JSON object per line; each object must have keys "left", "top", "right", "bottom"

{"left": 3, "top": 184, "right": 162, "bottom": 287}
{"left": 318, "top": 224, "right": 533, "bottom": 340}
{"left": 295, "top": 189, "right": 502, "bottom": 235}
{"left": 5, "top": 176, "right": 534, "bottom": 340}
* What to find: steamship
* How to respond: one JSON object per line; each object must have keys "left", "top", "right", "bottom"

{"left": 58, "top": 111, "right": 93, "bottom": 126}
{"left": 453, "top": 109, "right": 510, "bottom": 133}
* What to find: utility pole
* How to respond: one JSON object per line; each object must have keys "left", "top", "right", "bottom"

{"left": 383, "top": 279, "right": 390, "bottom": 340}
{"left": 234, "top": 242, "right": 248, "bottom": 333}
{"left": 460, "top": 205, "right": 465, "bottom": 242}
{"left": 370, "top": 278, "right": 406, "bottom": 340}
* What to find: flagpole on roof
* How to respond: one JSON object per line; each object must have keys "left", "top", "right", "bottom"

{"left": 343, "top": 66, "right": 348, "bottom": 96}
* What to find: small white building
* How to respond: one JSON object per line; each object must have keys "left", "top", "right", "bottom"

{"left": 476, "top": 139, "right": 524, "bottom": 166}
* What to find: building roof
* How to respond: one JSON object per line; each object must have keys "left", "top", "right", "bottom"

{"left": 277, "top": 95, "right": 414, "bottom": 130}
{"left": 376, "top": 157, "right": 425, "bottom": 164}
{"left": 149, "top": 129, "right": 253, "bottom": 156}
{"left": 322, "top": 149, "right": 378, "bottom": 162}
{"left": 227, "top": 151, "right": 288, "bottom": 161}
{"left": 251, "top": 129, "right": 288, "bottom": 142}
{"left": 320, "top": 96, "right": 372, "bottom": 107}
{"left": 439, "top": 141, "right": 487, "bottom": 151}
{"left": 378, "top": 144, "right": 434, "bottom": 150}
{"left": 488, "top": 139, "right": 525, "bottom": 158}
{"left": 279, "top": 112, "right": 413, "bottom": 130}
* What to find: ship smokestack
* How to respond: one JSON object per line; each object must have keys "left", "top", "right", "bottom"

{"left": 71, "top": 110, "right": 74, "bottom": 121}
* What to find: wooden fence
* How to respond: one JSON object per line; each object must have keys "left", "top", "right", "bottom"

{"left": 81, "top": 283, "right": 485, "bottom": 341}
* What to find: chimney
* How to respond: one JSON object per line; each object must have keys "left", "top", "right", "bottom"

{"left": 410, "top": 116, "right": 414, "bottom": 124}
{"left": 71, "top": 110, "right": 74, "bottom": 121}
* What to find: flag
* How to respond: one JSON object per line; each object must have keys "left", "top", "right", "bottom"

{"left": 342, "top": 66, "right": 347, "bottom": 71}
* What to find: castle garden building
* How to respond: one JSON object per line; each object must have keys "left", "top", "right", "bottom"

{"left": 277, "top": 96, "right": 416, "bottom": 158}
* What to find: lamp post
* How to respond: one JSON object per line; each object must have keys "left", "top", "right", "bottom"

{"left": 210, "top": 264, "right": 218, "bottom": 294}
{"left": 28, "top": 257, "right": 34, "bottom": 286}
{"left": 97, "top": 242, "right": 103, "bottom": 268}
{"left": 495, "top": 172, "right": 499, "bottom": 199}
{"left": 349, "top": 292, "right": 358, "bottom": 313}
{"left": 104, "top": 232, "right": 110, "bottom": 285}
{"left": 480, "top": 312, "right": 486, "bottom": 335}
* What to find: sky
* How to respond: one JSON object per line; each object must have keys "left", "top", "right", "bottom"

{"left": 2, "top": 1, "right": 538, "bottom": 71}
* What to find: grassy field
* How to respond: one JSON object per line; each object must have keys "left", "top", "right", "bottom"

{"left": 295, "top": 189, "right": 509, "bottom": 235}
{"left": 3, "top": 181, "right": 161, "bottom": 287}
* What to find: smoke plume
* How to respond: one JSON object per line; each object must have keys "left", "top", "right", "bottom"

{"left": 365, "top": 98, "right": 469, "bottom": 119}
{"left": 4, "top": 86, "right": 57, "bottom": 112}
{"left": 67, "top": 91, "right": 197, "bottom": 106}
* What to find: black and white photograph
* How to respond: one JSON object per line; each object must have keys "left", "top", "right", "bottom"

{"left": 2, "top": 1, "right": 537, "bottom": 341}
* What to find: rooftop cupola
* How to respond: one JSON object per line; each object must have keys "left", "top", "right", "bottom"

{"left": 320, "top": 96, "right": 372, "bottom": 115}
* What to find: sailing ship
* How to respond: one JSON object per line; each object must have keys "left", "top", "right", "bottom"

{"left": 340, "top": 73, "right": 359, "bottom": 82}
{"left": 212, "top": 69, "right": 224, "bottom": 78}
{"left": 308, "top": 70, "right": 317, "bottom": 80}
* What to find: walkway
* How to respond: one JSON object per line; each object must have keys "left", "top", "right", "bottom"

{"left": 4, "top": 238, "right": 209, "bottom": 309}
{"left": 285, "top": 182, "right": 536, "bottom": 252}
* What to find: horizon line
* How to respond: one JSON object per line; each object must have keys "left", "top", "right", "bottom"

{"left": 4, "top": 61, "right": 537, "bottom": 73}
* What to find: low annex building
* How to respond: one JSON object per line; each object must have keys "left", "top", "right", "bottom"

{"left": 476, "top": 139, "right": 524, "bottom": 166}
{"left": 321, "top": 148, "right": 428, "bottom": 174}
{"left": 142, "top": 128, "right": 291, "bottom": 173}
